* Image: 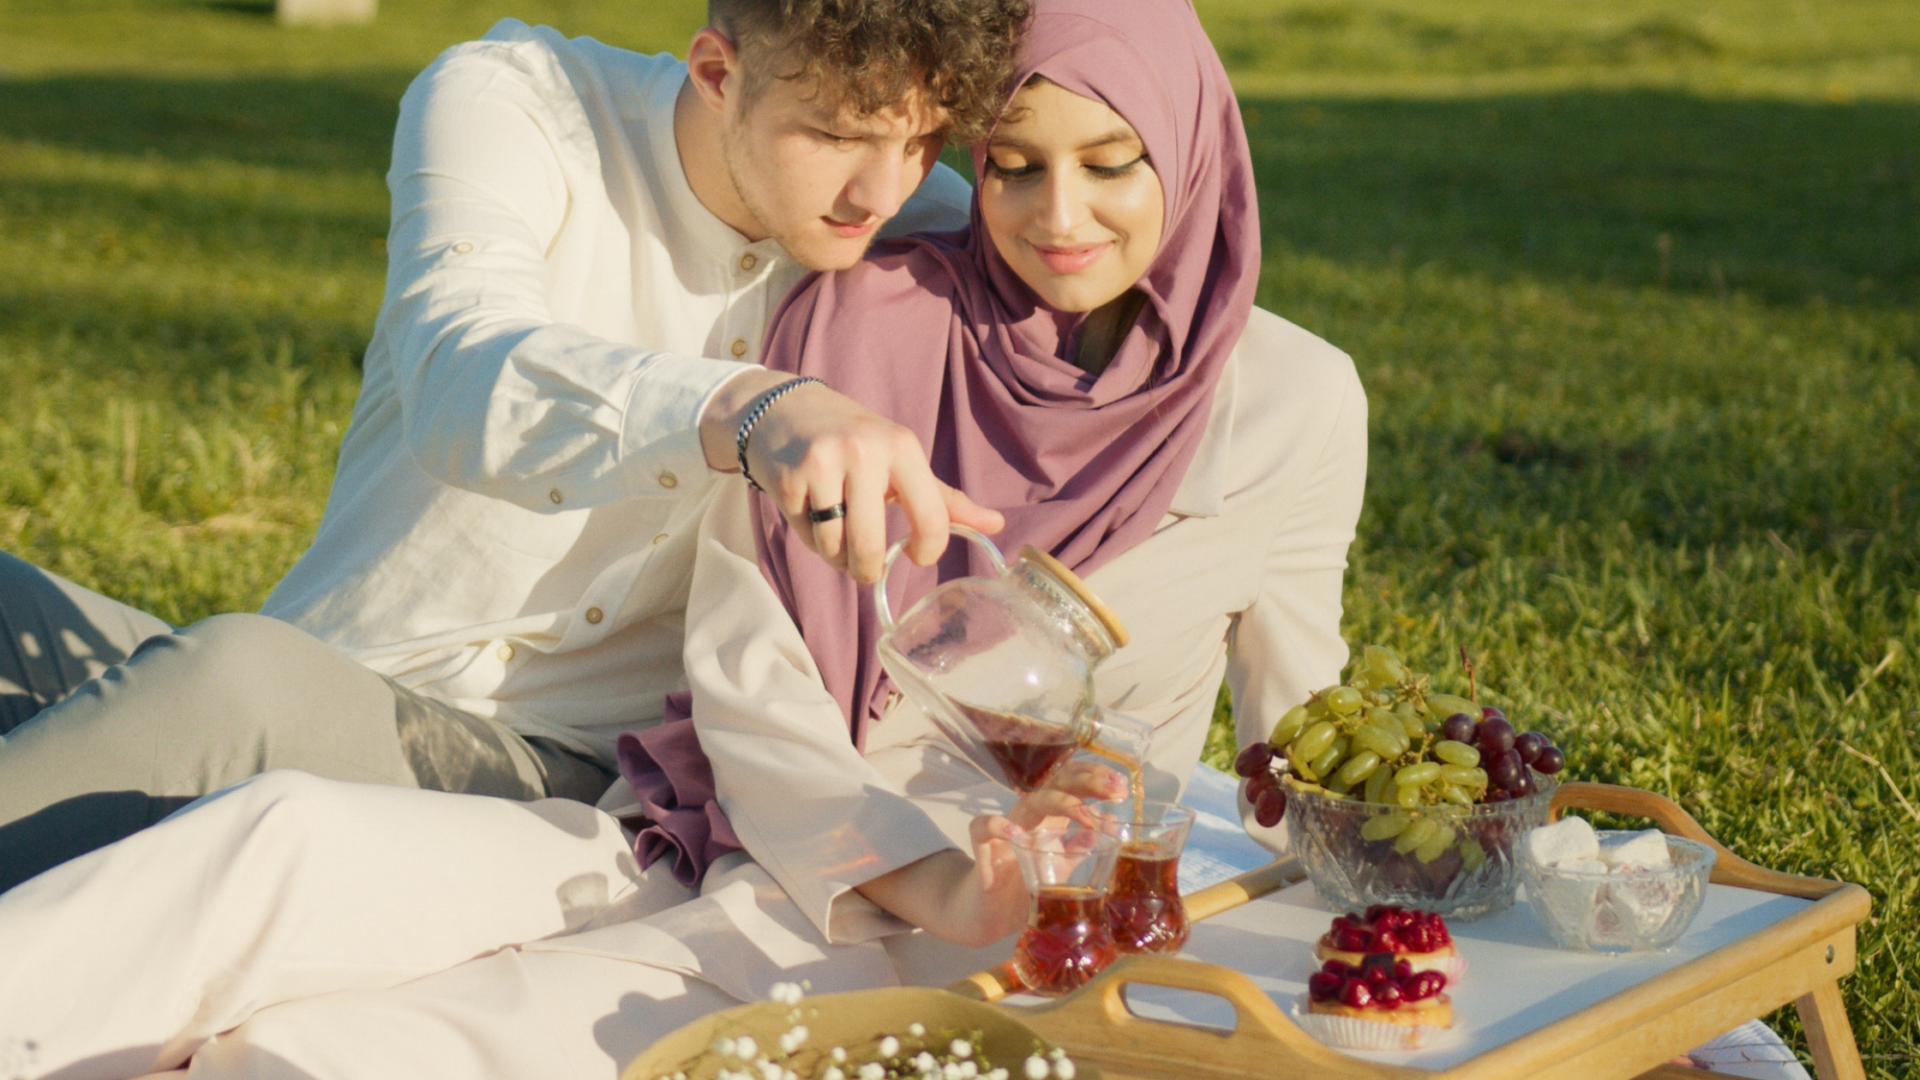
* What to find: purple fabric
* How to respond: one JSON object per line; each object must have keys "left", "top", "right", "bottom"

{"left": 620, "top": 0, "right": 1257, "bottom": 886}
{"left": 754, "top": 0, "right": 1260, "bottom": 740}
{"left": 615, "top": 691, "right": 742, "bottom": 886}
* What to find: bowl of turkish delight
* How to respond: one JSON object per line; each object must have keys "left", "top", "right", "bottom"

{"left": 1520, "top": 817, "right": 1715, "bottom": 953}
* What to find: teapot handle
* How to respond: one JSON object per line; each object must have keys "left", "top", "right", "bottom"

{"left": 872, "top": 525, "right": 1007, "bottom": 632}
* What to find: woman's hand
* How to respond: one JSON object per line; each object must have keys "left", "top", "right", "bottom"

{"left": 853, "top": 760, "right": 1128, "bottom": 946}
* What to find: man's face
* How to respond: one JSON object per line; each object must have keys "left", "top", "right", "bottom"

{"left": 720, "top": 73, "right": 949, "bottom": 271}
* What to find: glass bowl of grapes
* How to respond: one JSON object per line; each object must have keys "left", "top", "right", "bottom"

{"left": 1236, "top": 645, "right": 1570, "bottom": 921}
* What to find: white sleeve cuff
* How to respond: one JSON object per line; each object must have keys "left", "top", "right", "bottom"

{"left": 619, "top": 352, "right": 757, "bottom": 496}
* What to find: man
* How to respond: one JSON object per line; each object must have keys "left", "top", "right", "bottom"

{"left": 0, "top": 0, "right": 1023, "bottom": 892}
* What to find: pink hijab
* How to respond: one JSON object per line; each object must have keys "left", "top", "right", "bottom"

{"left": 617, "top": 0, "right": 1258, "bottom": 885}
{"left": 754, "top": 0, "right": 1260, "bottom": 743}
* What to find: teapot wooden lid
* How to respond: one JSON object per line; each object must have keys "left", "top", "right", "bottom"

{"left": 1020, "top": 545, "right": 1131, "bottom": 650}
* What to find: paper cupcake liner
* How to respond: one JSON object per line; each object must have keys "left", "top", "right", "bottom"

{"left": 1290, "top": 998, "right": 1444, "bottom": 1051}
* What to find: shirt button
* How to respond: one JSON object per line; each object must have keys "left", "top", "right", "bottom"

{"left": 657, "top": 471, "right": 679, "bottom": 489}
{"left": 585, "top": 607, "right": 604, "bottom": 625}
{"left": 496, "top": 643, "right": 515, "bottom": 662}
{"left": 548, "top": 488, "right": 564, "bottom": 505}
{"left": 453, "top": 242, "right": 473, "bottom": 254}
{"left": 738, "top": 253, "right": 757, "bottom": 272}
{"left": 729, "top": 338, "right": 749, "bottom": 358}
{"left": 651, "top": 533, "right": 669, "bottom": 546}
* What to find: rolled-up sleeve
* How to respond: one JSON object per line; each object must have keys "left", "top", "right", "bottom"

{"left": 1227, "top": 352, "right": 1367, "bottom": 850}
{"left": 379, "top": 42, "right": 751, "bottom": 511}
{"left": 683, "top": 488, "right": 960, "bottom": 944}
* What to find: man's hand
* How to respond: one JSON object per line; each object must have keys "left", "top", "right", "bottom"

{"left": 700, "top": 370, "right": 1004, "bottom": 582}
{"left": 852, "top": 761, "right": 1126, "bottom": 947}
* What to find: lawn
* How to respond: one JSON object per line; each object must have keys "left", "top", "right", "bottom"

{"left": 1, "top": 0, "right": 1915, "bottom": 1071}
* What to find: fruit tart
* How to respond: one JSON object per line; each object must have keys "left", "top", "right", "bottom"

{"left": 1297, "top": 954, "right": 1453, "bottom": 1050}
{"left": 1314, "top": 904, "right": 1466, "bottom": 983}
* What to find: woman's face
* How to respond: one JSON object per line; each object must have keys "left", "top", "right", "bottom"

{"left": 979, "top": 79, "right": 1165, "bottom": 314}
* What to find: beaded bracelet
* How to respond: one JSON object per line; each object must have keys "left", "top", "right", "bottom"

{"left": 734, "top": 376, "right": 825, "bottom": 493}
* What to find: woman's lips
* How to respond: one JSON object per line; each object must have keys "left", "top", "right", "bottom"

{"left": 1031, "top": 241, "right": 1110, "bottom": 274}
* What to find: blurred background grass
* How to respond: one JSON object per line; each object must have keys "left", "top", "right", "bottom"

{"left": 0, "top": 0, "right": 1915, "bottom": 1070}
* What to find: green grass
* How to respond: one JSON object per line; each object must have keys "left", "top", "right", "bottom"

{"left": 1, "top": 0, "right": 1916, "bottom": 1070}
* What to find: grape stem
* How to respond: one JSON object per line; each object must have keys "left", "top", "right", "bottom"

{"left": 1458, "top": 646, "right": 1478, "bottom": 703}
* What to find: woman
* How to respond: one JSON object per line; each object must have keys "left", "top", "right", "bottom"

{"left": 628, "top": 0, "right": 1364, "bottom": 950}
{"left": 0, "top": 2, "right": 1362, "bottom": 1076}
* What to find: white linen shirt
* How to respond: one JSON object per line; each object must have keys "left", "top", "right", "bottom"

{"left": 259, "top": 20, "right": 971, "bottom": 762}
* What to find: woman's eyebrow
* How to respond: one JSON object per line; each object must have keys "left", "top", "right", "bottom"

{"left": 988, "top": 127, "right": 1143, "bottom": 153}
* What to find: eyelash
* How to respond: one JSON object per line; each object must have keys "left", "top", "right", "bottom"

{"left": 986, "top": 153, "right": 1148, "bottom": 182}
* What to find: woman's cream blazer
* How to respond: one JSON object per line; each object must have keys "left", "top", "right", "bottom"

{"left": 679, "top": 305, "right": 1368, "bottom": 946}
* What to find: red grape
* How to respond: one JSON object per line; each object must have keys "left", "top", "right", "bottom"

{"left": 1254, "top": 786, "right": 1287, "bottom": 827}
{"left": 1535, "top": 746, "right": 1566, "bottom": 775}
{"left": 1441, "top": 712, "right": 1477, "bottom": 742}
{"left": 1480, "top": 706, "right": 1507, "bottom": 725}
{"left": 1233, "top": 741, "right": 1273, "bottom": 779}
{"left": 1477, "top": 717, "right": 1516, "bottom": 754}
{"left": 1514, "top": 731, "right": 1546, "bottom": 765}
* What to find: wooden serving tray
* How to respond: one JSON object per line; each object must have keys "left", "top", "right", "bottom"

{"left": 951, "top": 783, "right": 1871, "bottom": 1080}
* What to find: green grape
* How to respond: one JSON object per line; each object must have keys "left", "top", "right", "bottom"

{"left": 1439, "top": 784, "right": 1475, "bottom": 807}
{"left": 1395, "top": 698, "right": 1425, "bottom": 722}
{"left": 1354, "top": 721, "right": 1403, "bottom": 760}
{"left": 1305, "top": 696, "right": 1330, "bottom": 720}
{"left": 1459, "top": 838, "right": 1487, "bottom": 871}
{"left": 1393, "top": 817, "right": 1440, "bottom": 854}
{"left": 1361, "top": 810, "right": 1412, "bottom": 841}
{"left": 1414, "top": 824, "right": 1454, "bottom": 863}
{"left": 1293, "top": 720, "right": 1338, "bottom": 762}
{"left": 1394, "top": 762, "right": 1442, "bottom": 789}
{"left": 1308, "top": 739, "right": 1347, "bottom": 780}
{"left": 1459, "top": 767, "right": 1489, "bottom": 791}
{"left": 1326, "top": 774, "right": 1355, "bottom": 796}
{"left": 1426, "top": 693, "right": 1479, "bottom": 721}
{"left": 1396, "top": 711, "right": 1429, "bottom": 740}
{"left": 1362, "top": 644, "right": 1408, "bottom": 687}
{"left": 1325, "top": 686, "right": 1364, "bottom": 716}
{"left": 1363, "top": 767, "right": 1395, "bottom": 805}
{"left": 1439, "top": 764, "right": 1483, "bottom": 787}
{"left": 1433, "top": 740, "right": 1481, "bottom": 767}
{"left": 1394, "top": 782, "right": 1423, "bottom": 809}
{"left": 1334, "top": 750, "right": 1382, "bottom": 787}
{"left": 1268, "top": 704, "right": 1311, "bottom": 747}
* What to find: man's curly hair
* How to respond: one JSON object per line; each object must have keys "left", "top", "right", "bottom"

{"left": 709, "top": 0, "right": 1032, "bottom": 145}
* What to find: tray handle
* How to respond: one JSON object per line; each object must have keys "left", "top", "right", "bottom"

{"left": 1550, "top": 781, "right": 1842, "bottom": 899}
{"left": 1021, "top": 955, "right": 1394, "bottom": 1080}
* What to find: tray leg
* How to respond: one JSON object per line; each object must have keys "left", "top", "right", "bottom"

{"left": 1795, "top": 980, "right": 1867, "bottom": 1080}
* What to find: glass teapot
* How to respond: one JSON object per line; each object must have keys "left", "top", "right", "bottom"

{"left": 871, "top": 526, "right": 1151, "bottom": 793}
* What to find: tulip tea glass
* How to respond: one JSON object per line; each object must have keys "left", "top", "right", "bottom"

{"left": 1010, "top": 822, "right": 1120, "bottom": 996}
{"left": 1098, "top": 802, "right": 1195, "bottom": 955}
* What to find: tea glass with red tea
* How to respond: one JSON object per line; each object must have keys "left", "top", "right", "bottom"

{"left": 1095, "top": 801, "right": 1195, "bottom": 954}
{"left": 1010, "top": 821, "right": 1120, "bottom": 996}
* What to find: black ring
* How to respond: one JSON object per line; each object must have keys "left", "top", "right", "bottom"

{"left": 806, "top": 502, "right": 848, "bottom": 524}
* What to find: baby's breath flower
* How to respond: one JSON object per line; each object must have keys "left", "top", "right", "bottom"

{"left": 713, "top": 1037, "right": 737, "bottom": 1058}
{"left": 1052, "top": 1060, "right": 1075, "bottom": 1080}
{"left": 769, "top": 982, "right": 805, "bottom": 1006}
{"left": 734, "top": 1037, "right": 758, "bottom": 1061}
{"left": 823, "top": 1068, "right": 845, "bottom": 1080}
{"left": 859, "top": 1063, "right": 886, "bottom": 1080}
{"left": 909, "top": 1023, "right": 927, "bottom": 1038}
{"left": 878, "top": 1036, "right": 901, "bottom": 1059}
{"left": 831, "top": 1047, "right": 848, "bottom": 1064}
{"left": 1047, "top": 1049, "right": 1066, "bottom": 1062}
{"left": 758, "top": 1060, "right": 782, "bottom": 1080}
{"left": 944, "top": 1062, "right": 965, "bottom": 1080}
{"left": 986, "top": 1069, "right": 1009, "bottom": 1080}
{"left": 1023, "top": 1055, "right": 1050, "bottom": 1080}
{"left": 779, "top": 1026, "right": 809, "bottom": 1054}
{"left": 914, "top": 1051, "right": 938, "bottom": 1072}
{"left": 950, "top": 1039, "right": 973, "bottom": 1060}
{"left": 958, "top": 1062, "right": 978, "bottom": 1078}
